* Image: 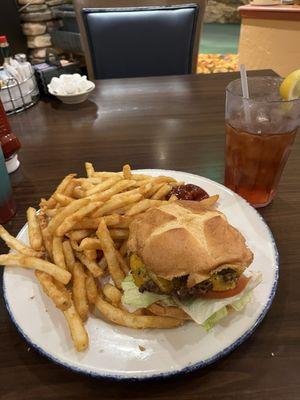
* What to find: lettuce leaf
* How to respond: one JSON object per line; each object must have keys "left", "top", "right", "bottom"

{"left": 177, "top": 272, "right": 261, "bottom": 325}
{"left": 201, "top": 290, "right": 254, "bottom": 331}
{"left": 202, "top": 307, "right": 228, "bottom": 331}
{"left": 231, "top": 291, "right": 253, "bottom": 312}
{"left": 121, "top": 274, "right": 174, "bottom": 311}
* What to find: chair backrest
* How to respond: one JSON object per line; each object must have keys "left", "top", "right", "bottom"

{"left": 74, "top": 0, "right": 206, "bottom": 80}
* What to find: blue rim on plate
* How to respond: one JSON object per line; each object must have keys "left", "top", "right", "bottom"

{"left": 2, "top": 170, "right": 279, "bottom": 380}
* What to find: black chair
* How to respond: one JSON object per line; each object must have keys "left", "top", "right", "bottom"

{"left": 74, "top": 0, "right": 207, "bottom": 80}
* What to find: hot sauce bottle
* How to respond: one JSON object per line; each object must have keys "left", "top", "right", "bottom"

{"left": 0, "top": 98, "right": 21, "bottom": 173}
{"left": 0, "top": 98, "right": 20, "bottom": 223}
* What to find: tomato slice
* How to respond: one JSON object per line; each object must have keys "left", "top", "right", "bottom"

{"left": 200, "top": 275, "right": 250, "bottom": 299}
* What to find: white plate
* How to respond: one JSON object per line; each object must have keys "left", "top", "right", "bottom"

{"left": 3, "top": 170, "right": 279, "bottom": 380}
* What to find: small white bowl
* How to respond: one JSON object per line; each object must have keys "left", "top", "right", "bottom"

{"left": 48, "top": 82, "right": 95, "bottom": 104}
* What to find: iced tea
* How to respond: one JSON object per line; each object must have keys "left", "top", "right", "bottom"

{"left": 225, "top": 77, "right": 300, "bottom": 207}
{"left": 225, "top": 123, "right": 297, "bottom": 207}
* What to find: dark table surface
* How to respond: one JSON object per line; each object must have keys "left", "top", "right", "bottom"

{"left": 1, "top": 71, "right": 299, "bottom": 400}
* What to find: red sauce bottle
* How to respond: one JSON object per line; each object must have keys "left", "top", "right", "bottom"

{"left": 0, "top": 98, "right": 21, "bottom": 170}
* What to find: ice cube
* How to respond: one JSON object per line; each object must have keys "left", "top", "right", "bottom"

{"left": 256, "top": 111, "right": 270, "bottom": 123}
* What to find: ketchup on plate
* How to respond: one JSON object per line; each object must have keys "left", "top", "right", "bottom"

{"left": 167, "top": 184, "right": 209, "bottom": 201}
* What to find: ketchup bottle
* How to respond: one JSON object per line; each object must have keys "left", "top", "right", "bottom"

{"left": 0, "top": 98, "right": 21, "bottom": 173}
{"left": 0, "top": 145, "right": 16, "bottom": 223}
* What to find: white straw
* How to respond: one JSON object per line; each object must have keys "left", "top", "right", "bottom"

{"left": 240, "top": 64, "right": 251, "bottom": 126}
{"left": 240, "top": 64, "right": 249, "bottom": 99}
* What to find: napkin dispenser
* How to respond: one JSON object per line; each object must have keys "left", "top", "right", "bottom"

{"left": 34, "top": 49, "right": 81, "bottom": 95}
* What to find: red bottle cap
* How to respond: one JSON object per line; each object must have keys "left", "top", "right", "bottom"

{"left": 0, "top": 35, "right": 7, "bottom": 43}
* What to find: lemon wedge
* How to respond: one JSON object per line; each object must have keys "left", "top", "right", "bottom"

{"left": 280, "top": 69, "right": 300, "bottom": 100}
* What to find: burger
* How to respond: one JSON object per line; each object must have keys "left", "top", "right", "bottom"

{"left": 121, "top": 200, "right": 261, "bottom": 329}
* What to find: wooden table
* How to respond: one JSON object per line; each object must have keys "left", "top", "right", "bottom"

{"left": 1, "top": 71, "right": 299, "bottom": 400}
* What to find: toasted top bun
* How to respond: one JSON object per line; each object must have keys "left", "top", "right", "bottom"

{"left": 128, "top": 202, "right": 253, "bottom": 287}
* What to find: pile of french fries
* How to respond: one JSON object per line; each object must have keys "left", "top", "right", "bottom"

{"left": 0, "top": 163, "right": 218, "bottom": 351}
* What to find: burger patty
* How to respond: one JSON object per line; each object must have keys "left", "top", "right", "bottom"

{"left": 139, "top": 268, "right": 239, "bottom": 300}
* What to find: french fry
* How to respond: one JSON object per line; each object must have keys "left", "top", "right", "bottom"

{"left": 104, "top": 214, "right": 130, "bottom": 227}
{"left": 72, "top": 215, "right": 133, "bottom": 230}
{"left": 95, "top": 295, "right": 183, "bottom": 329}
{"left": 138, "top": 182, "right": 153, "bottom": 196}
{"left": 36, "top": 211, "right": 48, "bottom": 230}
{"left": 78, "top": 180, "right": 94, "bottom": 191}
{"left": 88, "top": 179, "right": 136, "bottom": 202}
{"left": 103, "top": 283, "right": 122, "bottom": 306}
{"left": 26, "top": 207, "right": 43, "bottom": 251}
{"left": 72, "top": 262, "right": 89, "bottom": 321}
{"left": 199, "top": 194, "right": 219, "bottom": 207}
{"left": 125, "top": 199, "right": 163, "bottom": 216}
{"left": 70, "top": 239, "right": 81, "bottom": 252}
{"left": 169, "top": 181, "right": 183, "bottom": 188}
{"left": 39, "top": 198, "right": 48, "bottom": 209}
{"left": 151, "top": 183, "right": 172, "bottom": 200}
{"left": 47, "top": 198, "right": 90, "bottom": 234}
{"left": 86, "top": 271, "right": 98, "bottom": 304}
{"left": 63, "top": 302, "right": 89, "bottom": 351}
{"left": 96, "top": 219, "right": 125, "bottom": 288}
{"left": 53, "top": 193, "right": 74, "bottom": 206}
{"left": 73, "top": 186, "right": 85, "bottom": 198}
{"left": 43, "top": 174, "right": 76, "bottom": 209}
{"left": 52, "top": 236, "right": 66, "bottom": 269}
{"left": 122, "top": 164, "right": 132, "bottom": 179}
{"left": 56, "top": 201, "right": 102, "bottom": 236}
{"left": 85, "top": 176, "right": 122, "bottom": 197}
{"left": 79, "top": 237, "right": 101, "bottom": 251}
{"left": 42, "top": 225, "right": 53, "bottom": 260}
{"left": 35, "top": 270, "right": 71, "bottom": 311}
{"left": 153, "top": 176, "right": 178, "bottom": 184}
{"left": 0, "top": 254, "right": 71, "bottom": 284}
{"left": 109, "top": 229, "right": 129, "bottom": 241}
{"left": 84, "top": 249, "right": 97, "bottom": 261}
{"left": 44, "top": 208, "right": 61, "bottom": 218}
{"left": 93, "top": 193, "right": 142, "bottom": 217}
{"left": 37, "top": 213, "right": 53, "bottom": 259}
{"left": 63, "top": 179, "right": 77, "bottom": 197}
{"left": 115, "top": 251, "right": 129, "bottom": 274}
{"left": 76, "top": 177, "right": 104, "bottom": 185}
{"left": 147, "top": 304, "right": 191, "bottom": 320}
{"left": 127, "top": 174, "right": 152, "bottom": 181}
{"left": 71, "top": 218, "right": 100, "bottom": 230}
{"left": 0, "top": 225, "right": 43, "bottom": 258}
{"left": 67, "top": 229, "right": 93, "bottom": 242}
{"left": 129, "top": 179, "right": 151, "bottom": 188}
{"left": 85, "top": 162, "right": 95, "bottom": 177}
{"left": 168, "top": 194, "right": 178, "bottom": 202}
{"left": 56, "top": 173, "right": 77, "bottom": 194}
{"left": 75, "top": 251, "right": 103, "bottom": 278}
{"left": 119, "top": 240, "right": 128, "bottom": 257}
{"left": 62, "top": 240, "right": 75, "bottom": 271}
{"left": 98, "top": 255, "right": 108, "bottom": 270}
{"left": 147, "top": 182, "right": 165, "bottom": 197}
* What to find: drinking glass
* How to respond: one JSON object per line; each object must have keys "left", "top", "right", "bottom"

{"left": 225, "top": 76, "right": 300, "bottom": 207}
